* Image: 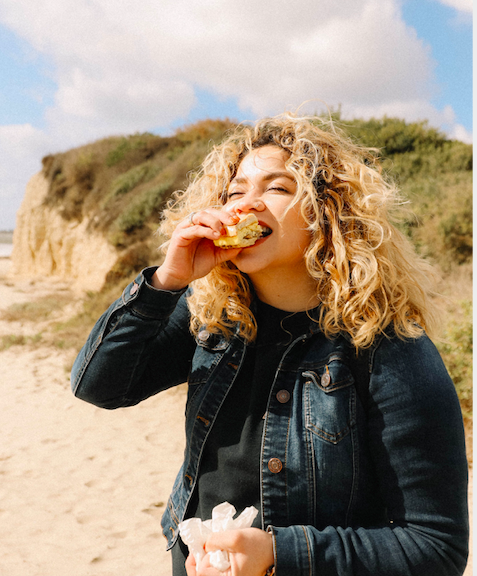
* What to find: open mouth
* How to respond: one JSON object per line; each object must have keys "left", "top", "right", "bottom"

{"left": 259, "top": 226, "right": 272, "bottom": 239}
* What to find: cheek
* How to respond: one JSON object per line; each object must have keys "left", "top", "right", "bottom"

{"left": 284, "top": 212, "right": 310, "bottom": 247}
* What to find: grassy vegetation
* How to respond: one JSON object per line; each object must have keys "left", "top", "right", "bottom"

{"left": 0, "top": 294, "right": 71, "bottom": 323}
{"left": 0, "top": 333, "right": 43, "bottom": 351}
{"left": 24, "top": 116, "right": 473, "bottom": 432}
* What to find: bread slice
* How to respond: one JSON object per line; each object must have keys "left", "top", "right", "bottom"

{"left": 213, "top": 213, "right": 263, "bottom": 249}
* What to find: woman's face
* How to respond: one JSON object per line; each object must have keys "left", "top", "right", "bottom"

{"left": 224, "top": 145, "right": 311, "bottom": 281}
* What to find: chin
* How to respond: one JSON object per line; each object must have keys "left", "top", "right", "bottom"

{"left": 231, "top": 253, "right": 270, "bottom": 276}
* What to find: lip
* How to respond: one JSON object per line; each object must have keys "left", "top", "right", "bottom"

{"left": 258, "top": 219, "right": 270, "bottom": 228}
{"left": 241, "top": 235, "right": 269, "bottom": 250}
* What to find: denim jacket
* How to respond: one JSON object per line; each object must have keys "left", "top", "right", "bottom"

{"left": 71, "top": 268, "right": 469, "bottom": 576}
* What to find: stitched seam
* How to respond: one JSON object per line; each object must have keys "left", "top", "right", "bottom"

{"left": 345, "top": 387, "right": 358, "bottom": 526}
{"left": 307, "top": 427, "right": 317, "bottom": 525}
{"left": 307, "top": 423, "right": 350, "bottom": 444}
{"left": 260, "top": 409, "right": 269, "bottom": 530}
{"left": 302, "top": 370, "right": 353, "bottom": 391}
{"left": 284, "top": 402, "right": 292, "bottom": 514}
{"left": 300, "top": 525, "right": 313, "bottom": 576}
{"left": 168, "top": 498, "right": 179, "bottom": 525}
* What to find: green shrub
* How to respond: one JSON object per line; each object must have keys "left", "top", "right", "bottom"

{"left": 105, "top": 133, "right": 150, "bottom": 166}
{"left": 175, "top": 118, "right": 234, "bottom": 144}
{"left": 105, "top": 132, "right": 170, "bottom": 167}
{"left": 114, "top": 179, "right": 173, "bottom": 233}
{"left": 440, "top": 195, "right": 473, "bottom": 264}
{"left": 106, "top": 139, "right": 131, "bottom": 167}
{"left": 437, "top": 300, "right": 473, "bottom": 419}
{"left": 102, "top": 162, "right": 161, "bottom": 209}
{"left": 401, "top": 172, "right": 472, "bottom": 267}
{"left": 73, "top": 151, "right": 97, "bottom": 188}
{"left": 105, "top": 243, "right": 153, "bottom": 284}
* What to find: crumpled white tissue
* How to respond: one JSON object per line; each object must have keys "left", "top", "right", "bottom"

{"left": 178, "top": 502, "right": 258, "bottom": 571}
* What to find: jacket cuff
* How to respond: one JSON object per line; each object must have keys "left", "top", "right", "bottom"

{"left": 121, "top": 266, "right": 187, "bottom": 319}
{"left": 268, "top": 525, "right": 313, "bottom": 575}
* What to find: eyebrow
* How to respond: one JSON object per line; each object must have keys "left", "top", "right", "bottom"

{"left": 230, "top": 171, "right": 296, "bottom": 185}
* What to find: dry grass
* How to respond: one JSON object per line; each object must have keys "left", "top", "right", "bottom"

{"left": 0, "top": 294, "right": 72, "bottom": 323}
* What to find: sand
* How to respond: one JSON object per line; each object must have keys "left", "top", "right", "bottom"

{"left": 0, "top": 258, "right": 185, "bottom": 576}
{"left": 0, "top": 257, "right": 472, "bottom": 576}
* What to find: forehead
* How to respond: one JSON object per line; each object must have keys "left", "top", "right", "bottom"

{"left": 234, "top": 145, "right": 290, "bottom": 178}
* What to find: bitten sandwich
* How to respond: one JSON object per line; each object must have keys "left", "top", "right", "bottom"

{"left": 213, "top": 213, "right": 264, "bottom": 249}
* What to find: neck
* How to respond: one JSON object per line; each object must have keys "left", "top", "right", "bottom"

{"left": 248, "top": 268, "right": 319, "bottom": 312}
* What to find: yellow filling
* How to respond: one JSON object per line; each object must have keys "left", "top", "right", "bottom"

{"left": 213, "top": 221, "right": 263, "bottom": 249}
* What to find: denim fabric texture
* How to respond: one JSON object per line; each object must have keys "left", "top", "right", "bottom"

{"left": 71, "top": 267, "right": 469, "bottom": 576}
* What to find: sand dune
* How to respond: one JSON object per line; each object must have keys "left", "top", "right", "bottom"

{"left": 0, "top": 257, "right": 471, "bottom": 575}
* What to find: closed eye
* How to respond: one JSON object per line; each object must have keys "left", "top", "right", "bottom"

{"left": 267, "top": 186, "right": 291, "bottom": 194}
{"left": 225, "top": 191, "right": 244, "bottom": 200}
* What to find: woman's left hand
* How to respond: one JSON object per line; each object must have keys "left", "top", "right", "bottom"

{"left": 185, "top": 528, "right": 274, "bottom": 576}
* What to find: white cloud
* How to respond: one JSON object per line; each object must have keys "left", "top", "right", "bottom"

{"left": 0, "top": 124, "right": 51, "bottom": 184}
{"left": 0, "top": 124, "right": 53, "bottom": 229}
{"left": 448, "top": 124, "right": 473, "bottom": 144}
{"left": 0, "top": 0, "right": 440, "bottom": 131}
{"left": 435, "top": 0, "right": 473, "bottom": 13}
{"left": 0, "top": 0, "right": 472, "bottom": 229}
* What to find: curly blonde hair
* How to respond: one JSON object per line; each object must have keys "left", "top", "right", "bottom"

{"left": 159, "top": 112, "right": 439, "bottom": 348}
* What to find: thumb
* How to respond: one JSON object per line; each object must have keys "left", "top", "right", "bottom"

{"left": 204, "top": 530, "right": 235, "bottom": 553}
{"left": 214, "top": 247, "right": 243, "bottom": 265}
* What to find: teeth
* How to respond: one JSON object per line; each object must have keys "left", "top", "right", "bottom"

{"left": 260, "top": 227, "right": 272, "bottom": 238}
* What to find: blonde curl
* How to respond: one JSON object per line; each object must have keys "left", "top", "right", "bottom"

{"left": 159, "top": 111, "right": 440, "bottom": 348}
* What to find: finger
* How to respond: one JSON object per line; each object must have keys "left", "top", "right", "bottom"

{"left": 185, "top": 553, "right": 197, "bottom": 576}
{"left": 204, "top": 530, "right": 242, "bottom": 553}
{"left": 176, "top": 224, "right": 224, "bottom": 243}
{"left": 185, "top": 209, "right": 239, "bottom": 232}
{"left": 195, "top": 553, "right": 226, "bottom": 576}
{"left": 171, "top": 218, "right": 226, "bottom": 245}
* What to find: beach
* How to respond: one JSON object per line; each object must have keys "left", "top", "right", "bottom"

{"left": 0, "top": 257, "right": 185, "bottom": 576}
{"left": 0, "top": 255, "right": 472, "bottom": 576}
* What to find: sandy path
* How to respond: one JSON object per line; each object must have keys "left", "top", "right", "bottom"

{"left": 0, "top": 257, "right": 472, "bottom": 575}
{"left": 0, "top": 259, "right": 185, "bottom": 576}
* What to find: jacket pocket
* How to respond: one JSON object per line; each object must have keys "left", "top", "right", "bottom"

{"left": 188, "top": 329, "right": 228, "bottom": 385}
{"left": 186, "top": 329, "right": 229, "bottom": 418}
{"left": 303, "top": 357, "right": 356, "bottom": 445}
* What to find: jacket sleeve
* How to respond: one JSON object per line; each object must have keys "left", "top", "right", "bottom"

{"left": 71, "top": 267, "right": 195, "bottom": 409}
{"left": 269, "top": 334, "right": 469, "bottom": 576}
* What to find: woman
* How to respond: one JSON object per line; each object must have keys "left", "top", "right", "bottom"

{"left": 71, "top": 113, "right": 469, "bottom": 576}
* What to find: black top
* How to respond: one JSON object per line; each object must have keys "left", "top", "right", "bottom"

{"left": 172, "top": 300, "right": 316, "bottom": 574}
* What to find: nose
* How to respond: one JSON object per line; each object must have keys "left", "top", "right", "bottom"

{"left": 234, "top": 197, "right": 265, "bottom": 213}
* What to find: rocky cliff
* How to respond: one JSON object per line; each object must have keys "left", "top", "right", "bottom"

{"left": 9, "top": 122, "right": 234, "bottom": 293}
{"left": 11, "top": 172, "right": 118, "bottom": 291}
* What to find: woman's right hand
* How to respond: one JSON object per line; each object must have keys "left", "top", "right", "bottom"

{"left": 151, "top": 208, "right": 243, "bottom": 291}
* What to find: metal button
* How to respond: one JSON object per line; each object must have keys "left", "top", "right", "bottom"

{"left": 268, "top": 458, "right": 283, "bottom": 474}
{"left": 276, "top": 390, "right": 290, "bottom": 403}
{"left": 321, "top": 372, "right": 331, "bottom": 387}
{"left": 198, "top": 330, "right": 210, "bottom": 342}
{"left": 130, "top": 282, "right": 139, "bottom": 295}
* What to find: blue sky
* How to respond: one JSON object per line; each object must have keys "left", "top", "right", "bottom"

{"left": 0, "top": 0, "right": 472, "bottom": 230}
{"left": 401, "top": 0, "right": 472, "bottom": 133}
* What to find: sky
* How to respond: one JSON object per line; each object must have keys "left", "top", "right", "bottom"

{"left": 0, "top": 0, "right": 472, "bottom": 231}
